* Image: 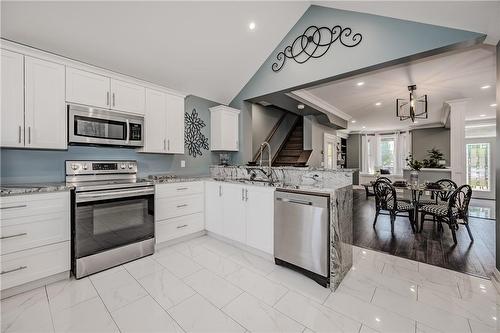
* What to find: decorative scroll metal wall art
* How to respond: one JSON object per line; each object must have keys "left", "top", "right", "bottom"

{"left": 185, "top": 109, "right": 209, "bottom": 158}
{"left": 271, "top": 25, "right": 363, "bottom": 72}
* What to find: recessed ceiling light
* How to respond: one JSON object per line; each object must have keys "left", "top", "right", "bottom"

{"left": 362, "top": 126, "right": 366, "bottom": 129}
{"left": 375, "top": 102, "right": 381, "bottom": 106}
{"left": 351, "top": 120, "right": 356, "bottom": 123}
{"left": 490, "top": 103, "right": 497, "bottom": 107}
{"left": 480, "top": 114, "right": 486, "bottom": 117}
{"left": 481, "top": 85, "right": 491, "bottom": 90}
{"left": 297, "top": 104, "right": 305, "bottom": 110}
{"left": 357, "top": 82, "right": 365, "bottom": 86}
{"left": 414, "top": 121, "right": 419, "bottom": 124}
{"left": 248, "top": 22, "right": 256, "bottom": 30}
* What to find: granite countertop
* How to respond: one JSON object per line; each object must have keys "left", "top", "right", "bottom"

{"left": 146, "top": 175, "right": 212, "bottom": 184}
{"left": 1, "top": 183, "right": 73, "bottom": 197}
{"left": 210, "top": 165, "right": 358, "bottom": 173}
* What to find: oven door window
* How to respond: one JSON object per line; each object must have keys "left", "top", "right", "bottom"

{"left": 75, "top": 195, "right": 154, "bottom": 258}
{"left": 74, "top": 115, "right": 127, "bottom": 140}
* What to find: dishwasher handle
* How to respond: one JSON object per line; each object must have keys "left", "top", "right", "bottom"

{"left": 276, "top": 197, "right": 313, "bottom": 206}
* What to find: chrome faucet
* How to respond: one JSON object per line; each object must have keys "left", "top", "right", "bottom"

{"left": 259, "top": 141, "right": 272, "bottom": 178}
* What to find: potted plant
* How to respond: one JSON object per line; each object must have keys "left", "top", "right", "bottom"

{"left": 406, "top": 154, "right": 423, "bottom": 185}
{"left": 422, "top": 148, "right": 446, "bottom": 169}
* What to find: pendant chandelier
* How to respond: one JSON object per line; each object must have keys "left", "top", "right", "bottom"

{"left": 396, "top": 85, "right": 428, "bottom": 122}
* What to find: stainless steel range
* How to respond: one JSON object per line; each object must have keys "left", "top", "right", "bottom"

{"left": 66, "top": 160, "right": 155, "bottom": 278}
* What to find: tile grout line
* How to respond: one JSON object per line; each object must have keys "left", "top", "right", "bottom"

{"left": 88, "top": 273, "right": 123, "bottom": 333}
{"left": 44, "top": 286, "right": 56, "bottom": 333}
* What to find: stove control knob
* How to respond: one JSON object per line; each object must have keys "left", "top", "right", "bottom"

{"left": 71, "top": 163, "right": 79, "bottom": 171}
{"left": 82, "top": 164, "right": 89, "bottom": 170}
{"left": 128, "top": 163, "right": 134, "bottom": 169}
{"left": 120, "top": 163, "right": 126, "bottom": 169}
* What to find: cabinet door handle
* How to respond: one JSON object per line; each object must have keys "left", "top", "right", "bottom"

{"left": 163, "top": 139, "right": 166, "bottom": 151}
{"left": 28, "top": 127, "right": 31, "bottom": 144}
{"left": 167, "top": 139, "right": 170, "bottom": 151}
{"left": 245, "top": 189, "right": 248, "bottom": 201}
{"left": 218, "top": 185, "right": 222, "bottom": 197}
{"left": 112, "top": 93, "right": 115, "bottom": 107}
{"left": 0, "top": 204, "right": 27, "bottom": 210}
{"left": 176, "top": 187, "right": 188, "bottom": 191}
{"left": 1, "top": 266, "right": 27, "bottom": 275}
{"left": 176, "top": 204, "right": 188, "bottom": 208}
{"left": 176, "top": 224, "right": 188, "bottom": 229}
{"left": 18, "top": 126, "right": 22, "bottom": 143}
{"left": 242, "top": 188, "right": 245, "bottom": 201}
{"left": 1, "top": 232, "right": 27, "bottom": 240}
{"left": 106, "top": 92, "right": 110, "bottom": 106}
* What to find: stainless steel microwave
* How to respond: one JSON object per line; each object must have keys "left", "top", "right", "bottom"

{"left": 68, "top": 104, "right": 144, "bottom": 147}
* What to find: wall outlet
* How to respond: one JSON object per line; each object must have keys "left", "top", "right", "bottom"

{"left": 180, "top": 160, "right": 186, "bottom": 168}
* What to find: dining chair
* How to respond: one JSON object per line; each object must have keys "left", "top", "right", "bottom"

{"left": 373, "top": 179, "right": 415, "bottom": 234}
{"left": 435, "top": 179, "right": 458, "bottom": 203}
{"left": 419, "top": 184, "right": 473, "bottom": 244}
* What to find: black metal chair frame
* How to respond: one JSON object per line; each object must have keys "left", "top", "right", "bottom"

{"left": 373, "top": 180, "right": 415, "bottom": 234}
{"left": 419, "top": 184, "right": 473, "bottom": 244}
{"left": 418, "top": 178, "right": 458, "bottom": 228}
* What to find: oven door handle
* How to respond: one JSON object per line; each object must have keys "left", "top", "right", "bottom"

{"left": 76, "top": 187, "right": 154, "bottom": 203}
{"left": 125, "top": 119, "right": 130, "bottom": 144}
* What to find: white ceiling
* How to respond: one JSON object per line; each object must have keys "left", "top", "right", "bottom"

{"left": 1, "top": 1, "right": 498, "bottom": 105}
{"left": 305, "top": 45, "right": 497, "bottom": 132}
{"left": 314, "top": 1, "right": 500, "bottom": 45}
{"left": 0, "top": 1, "right": 309, "bottom": 104}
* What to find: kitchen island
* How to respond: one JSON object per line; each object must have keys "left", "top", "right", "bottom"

{"left": 209, "top": 165, "right": 355, "bottom": 290}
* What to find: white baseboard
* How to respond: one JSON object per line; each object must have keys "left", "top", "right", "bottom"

{"left": 1, "top": 271, "right": 70, "bottom": 300}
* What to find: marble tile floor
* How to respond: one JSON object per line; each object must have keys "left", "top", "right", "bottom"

{"left": 2, "top": 235, "right": 499, "bottom": 333}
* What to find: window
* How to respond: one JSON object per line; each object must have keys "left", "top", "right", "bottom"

{"left": 379, "top": 136, "right": 396, "bottom": 174}
{"left": 466, "top": 143, "right": 490, "bottom": 191}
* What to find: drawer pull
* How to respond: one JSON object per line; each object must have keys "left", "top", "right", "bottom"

{"left": 0, "top": 204, "right": 27, "bottom": 210}
{"left": 176, "top": 187, "right": 188, "bottom": 191}
{"left": 176, "top": 224, "right": 188, "bottom": 229}
{"left": 0, "top": 232, "right": 28, "bottom": 240}
{"left": 176, "top": 204, "right": 188, "bottom": 208}
{"left": 1, "top": 266, "right": 27, "bottom": 275}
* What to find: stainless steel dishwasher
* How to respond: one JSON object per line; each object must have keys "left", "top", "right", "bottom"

{"left": 274, "top": 189, "right": 330, "bottom": 287}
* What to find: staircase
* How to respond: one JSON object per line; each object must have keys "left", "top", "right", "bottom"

{"left": 273, "top": 117, "right": 312, "bottom": 167}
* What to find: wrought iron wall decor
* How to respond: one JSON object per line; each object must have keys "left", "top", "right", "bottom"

{"left": 185, "top": 109, "right": 209, "bottom": 158}
{"left": 271, "top": 25, "right": 363, "bottom": 72}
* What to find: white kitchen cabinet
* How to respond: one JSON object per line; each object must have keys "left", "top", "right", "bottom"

{"left": 1, "top": 49, "right": 24, "bottom": 148}
{"left": 205, "top": 182, "right": 224, "bottom": 235}
{"left": 209, "top": 105, "right": 240, "bottom": 151}
{"left": 245, "top": 186, "right": 275, "bottom": 254}
{"left": 222, "top": 183, "right": 246, "bottom": 243}
{"left": 142, "top": 89, "right": 167, "bottom": 153}
{"left": 66, "top": 67, "right": 110, "bottom": 109}
{"left": 24, "top": 56, "right": 66, "bottom": 149}
{"left": 110, "top": 79, "right": 145, "bottom": 115}
{"left": 165, "top": 93, "right": 185, "bottom": 154}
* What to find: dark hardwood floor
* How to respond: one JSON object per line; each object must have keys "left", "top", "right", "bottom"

{"left": 352, "top": 189, "right": 496, "bottom": 278}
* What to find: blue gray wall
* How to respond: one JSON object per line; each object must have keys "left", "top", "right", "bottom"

{"left": 0, "top": 95, "right": 220, "bottom": 184}
{"left": 230, "top": 4, "right": 485, "bottom": 164}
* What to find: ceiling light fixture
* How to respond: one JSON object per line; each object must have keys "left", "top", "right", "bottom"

{"left": 351, "top": 120, "right": 356, "bottom": 123}
{"left": 396, "top": 85, "right": 428, "bottom": 123}
{"left": 481, "top": 85, "right": 491, "bottom": 90}
{"left": 362, "top": 126, "right": 366, "bottom": 129}
{"left": 480, "top": 114, "right": 486, "bottom": 117}
{"left": 357, "top": 81, "right": 365, "bottom": 86}
{"left": 375, "top": 102, "right": 382, "bottom": 106}
{"left": 248, "top": 22, "right": 256, "bottom": 30}
{"left": 297, "top": 104, "right": 305, "bottom": 110}
{"left": 491, "top": 103, "right": 497, "bottom": 107}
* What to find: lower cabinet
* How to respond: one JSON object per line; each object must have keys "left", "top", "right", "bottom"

{"left": 204, "top": 181, "right": 275, "bottom": 255}
{"left": 155, "top": 182, "right": 205, "bottom": 244}
{"left": 0, "top": 191, "right": 71, "bottom": 291}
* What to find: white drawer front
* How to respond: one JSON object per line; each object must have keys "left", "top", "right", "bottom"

{"left": 0, "top": 192, "right": 69, "bottom": 220}
{"left": 155, "top": 182, "right": 204, "bottom": 198}
{"left": 1, "top": 212, "right": 70, "bottom": 255}
{"left": 156, "top": 213, "right": 204, "bottom": 243}
{"left": 0, "top": 241, "right": 70, "bottom": 290}
{"left": 156, "top": 194, "right": 203, "bottom": 220}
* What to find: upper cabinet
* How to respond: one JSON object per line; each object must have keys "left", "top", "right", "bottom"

{"left": 110, "top": 79, "right": 145, "bottom": 115}
{"left": 24, "top": 57, "right": 66, "bottom": 149}
{"left": 209, "top": 105, "right": 240, "bottom": 151}
{"left": 1, "top": 49, "right": 24, "bottom": 148}
{"left": 66, "top": 67, "right": 145, "bottom": 115}
{"left": 165, "top": 93, "right": 185, "bottom": 154}
{"left": 66, "top": 67, "right": 110, "bottom": 109}
{"left": 140, "top": 89, "right": 185, "bottom": 154}
{"left": 1, "top": 51, "right": 66, "bottom": 150}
